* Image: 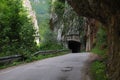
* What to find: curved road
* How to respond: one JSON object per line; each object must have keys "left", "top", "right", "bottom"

{"left": 0, "top": 53, "right": 93, "bottom": 80}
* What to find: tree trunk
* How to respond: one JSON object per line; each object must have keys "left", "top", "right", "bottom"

{"left": 86, "top": 25, "right": 91, "bottom": 51}
{"left": 107, "top": 16, "right": 120, "bottom": 80}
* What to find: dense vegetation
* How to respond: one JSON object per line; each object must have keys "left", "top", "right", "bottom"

{"left": 0, "top": 0, "right": 64, "bottom": 58}
{"left": 91, "top": 26, "right": 108, "bottom": 80}
{"left": 53, "top": 0, "right": 65, "bottom": 17}
{"left": 0, "top": 0, "right": 65, "bottom": 69}
{"left": 30, "top": 0, "right": 64, "bottom": 50}
{"left": 0, "top": 0, "right": 37, "bottom": 57}
{"left": 39, "top": 20, "right": 64, "bottom": 50}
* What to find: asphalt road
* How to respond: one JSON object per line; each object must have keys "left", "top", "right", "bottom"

{"left": 0, "top": 53, "right": 92, "bottom": 80}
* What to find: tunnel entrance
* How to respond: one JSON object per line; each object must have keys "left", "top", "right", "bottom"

{"left": 68, "top": 40, "right": 81, "bottom": 53}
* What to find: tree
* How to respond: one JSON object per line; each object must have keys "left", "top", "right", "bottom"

{"left": 0, "top": 0, "right": 36, "bottom": 57}
{"left": 66, "top": 0, "right": 120, "bottom": 80}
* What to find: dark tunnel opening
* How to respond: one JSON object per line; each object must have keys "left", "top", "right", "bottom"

{"left": 68, "top": 40, "right": 81, "bottom": 53}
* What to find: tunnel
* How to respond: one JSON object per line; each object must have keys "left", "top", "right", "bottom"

{"left": 68, "top": 40, "right": 81, "bottom": 53}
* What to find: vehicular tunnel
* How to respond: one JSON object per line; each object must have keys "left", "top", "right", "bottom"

{"left": 68, "top": 40, "right": 81, "bottom": 53}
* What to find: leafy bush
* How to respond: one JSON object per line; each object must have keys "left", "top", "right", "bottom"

{"left": 96, "top": 27, "right": 107, "bottom": 47}
{"left": 91, "top": 61, "right": 107, "bottom": 80}
{"left": 39, "top": 20, "right": 64, "bottom": 50}
{"left": 54, "top": 0, "right": 65, "bottom": 17}
{"left": 39, "top": 42, "right": 63, "bottom": 50}
{"left": 92, "top": 26, "right": 107, "bottom": 55}
{"left": 0, "top": 0, "right": 37, "bottom": 57}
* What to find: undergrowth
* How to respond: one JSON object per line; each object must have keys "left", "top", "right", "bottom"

{"left": 91, "top": 61, "right": 107, "bottom": 80}
{"left": 91, "top": 26, "right": 108, "bottom": 80}
{"left": 91, "top": 47, "right": 107, "bottom": 80}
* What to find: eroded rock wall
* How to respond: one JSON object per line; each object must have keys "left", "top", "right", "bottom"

{"left": 50, "top": 1, "right": 85, "bottom": 48}
{"left": 50, "top": 0, "right": 99, "bottom": 51}
{"left": 67, "top": 0, "right": 120, "bottom": 80}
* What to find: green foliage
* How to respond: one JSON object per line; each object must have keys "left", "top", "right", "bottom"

{"left": 96, "top": 27, "right": 107, "bottom": 47}
{"left": 0, "top": 61, "right": 23, "bottom": 69}
{"left": 91, "top": 61, "right": 107, "bottom": 80}
{"left": 39, "top": 20, "right": 63, "bottom": 50}
{"left": 0, "top": 0, "right": 37, "bottom": 57}
{"left": 54, "top": 0, "right": 65, "bottom": 17}
{"left": 92, "top": 27, "right": 107, "bottom": 56}
{"left": 30, "top": 0, "right": 63, "bottom": 50}
{"left": 91, "top": 26, "right": 108, "bottom": 80}
{"left": 92, "top": 47, "right": 107, "bottom": 56}
{"left": 40, "top": 42, "right": 63, "bottom": 50}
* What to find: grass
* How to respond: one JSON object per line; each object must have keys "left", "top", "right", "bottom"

{"left": 91, "top": 46, "right": 107, "bottom": 57}
{"left": 0, "top": 61, "right": 24, "bottom": 69}
{"left": 91, "top": 61, "right": 107, "bottom": 80}
{"left": 91, "top": 47, "right": 108, "bottom": 80}
{"left": 90, "top": 26, "right": 108, "bottom": 80}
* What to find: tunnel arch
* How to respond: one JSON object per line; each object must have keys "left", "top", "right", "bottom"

{"left": 68, "top": 40, "right": 81, "bottom": 53}
{"left": 66, "top": 34, "right": 81, "bottom": 53}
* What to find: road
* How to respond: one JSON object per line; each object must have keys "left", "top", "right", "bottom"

{"left": 0, "top": 53, "right": 94, "bottom": 80}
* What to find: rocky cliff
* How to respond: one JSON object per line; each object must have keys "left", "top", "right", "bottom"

{"left": 23, "top": 0, "right": 40, "bottom": 44}
{"left": 67, "top": 0, "right": 120, "bottom": 80}
{"left": 50, "top": 0, "right": 99, "bottom": 51}
{"left": 50, "top": 1, "right": 84, "bottom": 48}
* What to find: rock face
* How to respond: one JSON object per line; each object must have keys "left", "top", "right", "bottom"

{"left": 50, "top": 0, "right": 99, "bottom": 51}
{"left": 23, "top": 0, "right": 40, "bottom": 45}
{"left": 50, "top": 1, "right": 85, "bottom": 49}
{"left": 67, "top": 0, "right": 120, "bottom": 80}
{"left": 84, "top": 18, "right": 100, "bottom": 52}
